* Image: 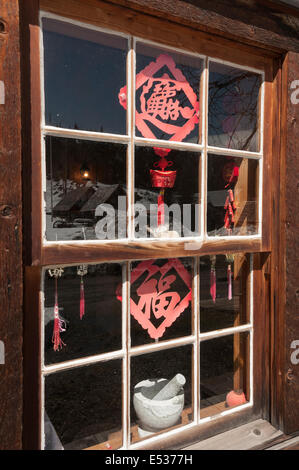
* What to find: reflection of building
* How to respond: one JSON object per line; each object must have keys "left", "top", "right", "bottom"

{"left": 52, "top": 183, "right": 124, "bottom": 221}
{"left": 52, "top": 185, "right": 95, "bottom": 219}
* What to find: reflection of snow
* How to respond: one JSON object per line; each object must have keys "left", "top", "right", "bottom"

{"left": 45, "top": 179, "right": 126, "bottom": 241}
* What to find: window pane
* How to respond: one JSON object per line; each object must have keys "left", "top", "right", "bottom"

{"left": 208, "top": 61, "right": 262, "bottom": 152}
{"left": 135, "top": 43, "right": 203, "bottom": 143}
{"left": 130, "top": 257, "right": 193, "bottom": 346}
{"left": 45, "top": 137, "right": 127, "bottom": 241}
{"left": 134, "top": 146, "right": 201, "bottom": 238}
{"left": 45, "top": 360, "right": 123, "bottom": 450}
{"left": 200, "top": 332, "right": 250, "bottom": 418}
{"left": 43, "top": 18, "right": 127, "bottom": 134}
{"left": 207, "top": 155, "right": 259, "bottom": 236}
{"left": 200, "top": 254, "right": 250, "bottom": 332}
{"left": 44, "top": 263, "right": 123, "bottom": 365}
{"left": 130, "top": 345, "right": 193, "bottom": 444}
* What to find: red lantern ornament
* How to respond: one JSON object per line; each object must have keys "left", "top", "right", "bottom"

{"left": 150, "top": 152, "right": 177, "bottom": 228}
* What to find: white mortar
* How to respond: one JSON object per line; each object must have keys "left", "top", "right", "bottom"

{"left": 133, "top": 377, "right": 185, "bottom": 436}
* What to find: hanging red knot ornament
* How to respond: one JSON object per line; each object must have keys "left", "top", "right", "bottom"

{"left": 77, "top": 264, "right": 88, "bottom": 320}
{"left": 222, "top": 160, "right": 239, "bottom": 235}
{"left": 210, "top": 255, "right": 216, "bottom": 303}
{"left": 150, "top": 147, "right": 176, "bottom": 229}
{"left": 48, "top": 267, "right": 66, "bottom": 351}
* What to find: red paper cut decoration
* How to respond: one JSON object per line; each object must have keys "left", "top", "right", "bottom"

{"left": 117, "top": 259, "right": 192, "bottom": 339}
{"left": 119, "top": 54, "right": 199, "bottom": 145}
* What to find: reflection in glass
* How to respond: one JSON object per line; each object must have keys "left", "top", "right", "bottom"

{"left": 45, "top": 360, "right": 123, "bottom": 450}
{"left": 130, "top": 346, "right": 193, "bottom": 443}
{"left": 200, "top": 333, "right": 249, "bottom": 418}
{"left": 200, "top": 254, "right": 250, "bottom": 332}
{"left": 45, "top": 137, "right": 127, "bottom": 241}
{"left": 44, "top": 263, "right": 123, "bottom": 365}
{"left": 208, "top": 62, "right": 261, "bottom": 152}
{"left": 43, "top": 18, "right": 127, "bottom": 134}
{"left": 130, "top": 257, "right": 193, "bottom": 346}
{"left": 134, "top": 146, "right": 201, "bottom": 238}
{"left": 207, "top": 155, "right": 259, "bottom": 236}
{"left": 135, "top": 43, "right": 203, "bottom": 143}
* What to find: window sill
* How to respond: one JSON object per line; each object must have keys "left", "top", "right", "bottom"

{"left": 182, "top": 419, "right": 283, "bottom": 450}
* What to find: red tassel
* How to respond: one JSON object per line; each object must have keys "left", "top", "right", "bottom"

{"left": 80, "top": 277, "right": 85, "bottom": 320}
{"left": 52, "top": 278, "right": 66, "bottom": 351}
{"left": 157, "top": 189, "right": 165, "bottom": 226}
{"left": 210, "top": 268, "right": 216, "bottom": 303}
{"left": 228, "top": 264, "right": 232, "bottom": 300}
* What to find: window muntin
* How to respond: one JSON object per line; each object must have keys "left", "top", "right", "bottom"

{"left": 38, "top": 10, "right": 265, "bottom": 452}
{"left": 41, "top": 14, "right": 264, "bottom": 245}
{"left": 42, "top": 254, "right": 253, "bottom": 450}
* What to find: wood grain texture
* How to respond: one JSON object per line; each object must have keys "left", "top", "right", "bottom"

{"left": 20, "top": 0, "right": 42, "bottom": 266}
{"left": 0, "top": 0, "right": 23, "bottom": 450}
{"left": 40, "top": 0, "right": 274, "bottom": 69}
{"left": 182, "top": 418, "right": 283, "bottom": 450}
{"left": 41, "top": 239, "right": 263, "bottom": 266}
{"left": 101, "top": 0, "right": 299, "bottom": 53}
{"left": 282, "top": 51, "right": 299, "bottom": 435}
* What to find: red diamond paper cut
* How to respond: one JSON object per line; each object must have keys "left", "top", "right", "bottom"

{"left": 119, "top": 54, "right": 200, "bottom": 143}
{"left": 117, "top": 258, "right": 192, "bottom": 339}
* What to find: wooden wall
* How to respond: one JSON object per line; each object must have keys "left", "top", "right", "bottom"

{"left": 283, "top": 51, "right": 299, "bottom": 434}
{"left": 0, "top": 0, "right": 23, "bottom": 450}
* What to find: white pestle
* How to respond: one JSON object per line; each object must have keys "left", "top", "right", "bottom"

{"left": 153, "top": 374, "right": 186, "bottom": 401}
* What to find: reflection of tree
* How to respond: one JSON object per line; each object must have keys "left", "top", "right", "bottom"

{"left": 208, "top": 71, "right": 260, "bottom": 151}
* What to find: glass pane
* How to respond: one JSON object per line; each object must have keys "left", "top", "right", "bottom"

{"left": 208, "top": 61, "right": 262, "bottom": 152}
{"left": 44, "top": 263, "right": 123, "bottom": 365}
{"left": 200, "top": 333, "right": 249, "bottom": 418}
{"left": 45, "top": 360, "right": 123, "bottom": 450}
{"left": 130, "top": 257, "right": 193, "bottom": 346}
{"left": 134, "top": 146, "right": 201, "bottom": 238}
{"left": 135, "top": 42, "right": 203, "bottom": 143}
{"left": 207, "top": 155, "right": 259, "bottom": 236}
{"left": 43, "top": 18, "right": 127, "bottom": 134}
{"left": 45, "top": 137, "right": 127, "bottom": 241}
{"left": 130, "top": 345, "right": 193, "bottom": 444}
{"left": 200, "top": 254, "right": 250, "bottom": 332}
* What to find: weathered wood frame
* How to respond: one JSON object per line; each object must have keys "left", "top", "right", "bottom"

{"left": 19, "top": 0, "right": 294, "bottom": 450}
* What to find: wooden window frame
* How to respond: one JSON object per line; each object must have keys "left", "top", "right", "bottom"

{"left": 22, "top": 0, "right": 281, "bottom": 450}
